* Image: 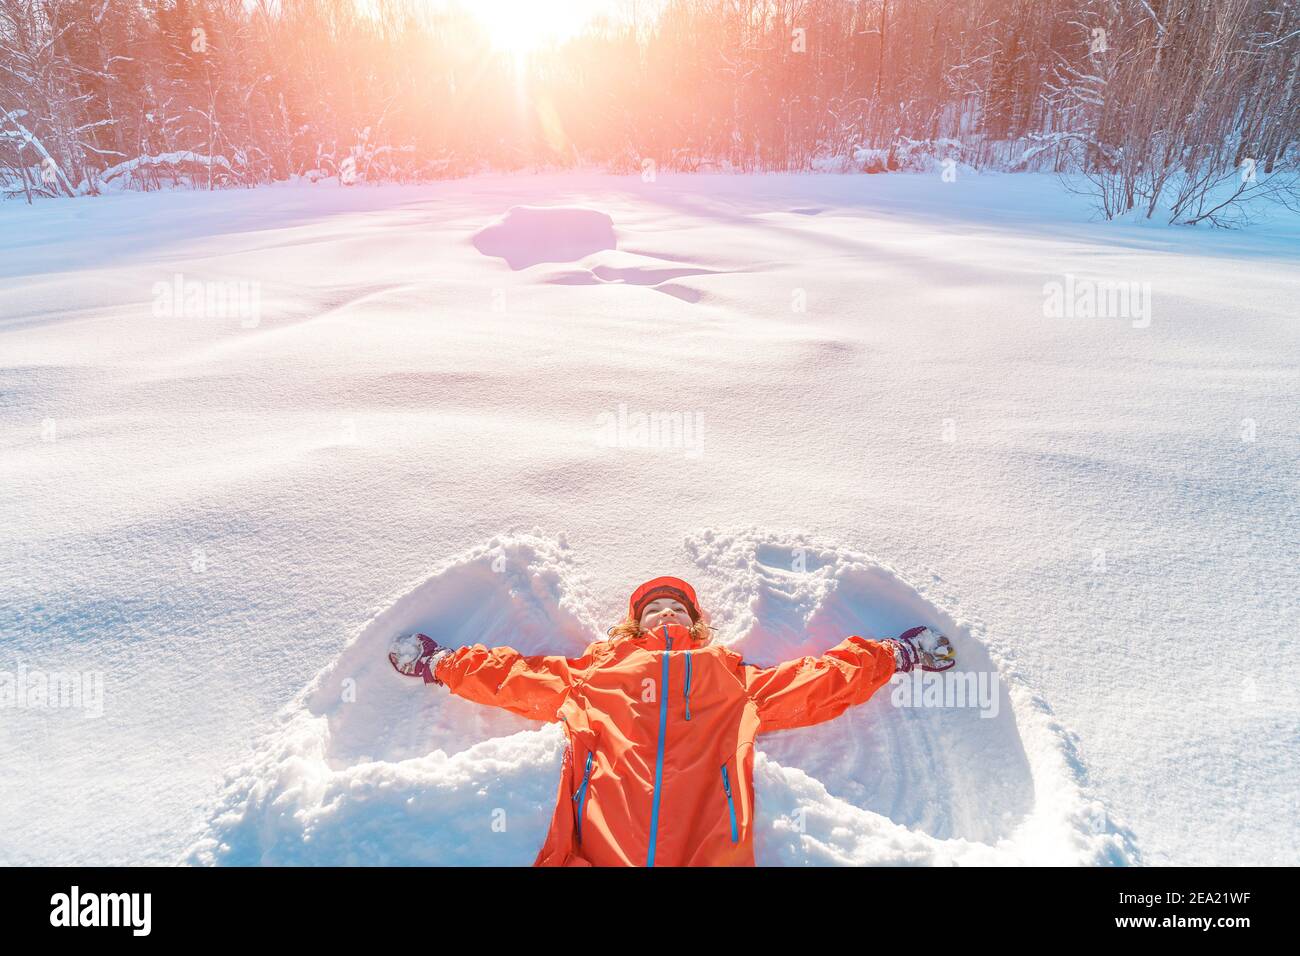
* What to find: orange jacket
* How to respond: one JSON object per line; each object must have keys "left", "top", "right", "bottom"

{"left": 431, "top": 621, "right": 898, "bottom": 866}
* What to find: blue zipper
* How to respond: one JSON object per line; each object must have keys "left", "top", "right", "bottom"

{"left": 721, "top": 763, "right": 738, "bottom": 843}
{"left": 572, "top": 749, "right": 594, "bottom": 843}
{"left": 684, "top": 652, "right": 692, "bottom": 720}
{"left": 646, "top": 625, "right": 672, "bottom": 866}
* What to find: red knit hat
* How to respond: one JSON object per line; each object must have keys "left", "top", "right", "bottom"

{"left": 629, "top": 576, "right": 702, "bottom": 623}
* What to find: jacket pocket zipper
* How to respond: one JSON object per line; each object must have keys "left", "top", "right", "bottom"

{"left": 721, "top": 762, "right": 738, "bottom": 843}
{"left": 684, "top": 651, "right": 692, "bottom": 720}
{"left": 572, "top": 749, "right": 595, "bottom": 843}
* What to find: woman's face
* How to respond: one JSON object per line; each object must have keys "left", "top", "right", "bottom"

{"left": 639, "top": 597, "right": 693, "bottom": 631}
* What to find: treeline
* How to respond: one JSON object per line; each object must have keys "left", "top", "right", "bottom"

{"left": 2, "top": 0, "right": 1298, "bottom": 222}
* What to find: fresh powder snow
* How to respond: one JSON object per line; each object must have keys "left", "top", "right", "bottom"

{"left": 1, "top": 172, "right": 1296, "bottom": 866}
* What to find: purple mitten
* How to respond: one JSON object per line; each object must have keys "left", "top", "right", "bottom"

{"left": 882, "top": 626, "right": 956, "bottom": 672}
{"left": 388, "top": 632, "right": 451, "bottom": 685}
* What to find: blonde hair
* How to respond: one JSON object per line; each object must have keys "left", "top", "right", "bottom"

{"left": 608, "top": 614, "right": 713, "bottom": 646}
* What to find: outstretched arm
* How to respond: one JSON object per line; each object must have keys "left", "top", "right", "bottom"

{"left": 435, "top": 643, "right": 597, "bottom": 722}
{"left": 741, "top": 627, "right": 955, "bottom": 734}
{"left": 742, "top": 635, "right": 898, "bottom": 734}
{"left": 389, "top": 633, "right": 601, "bottom": 723}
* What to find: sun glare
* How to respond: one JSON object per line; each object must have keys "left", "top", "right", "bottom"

{"left": 461, "top": 0, "right": 615, "bottom": 55}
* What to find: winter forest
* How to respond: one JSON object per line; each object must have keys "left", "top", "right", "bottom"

{"left": 3, "top": 0, "right": 1300, "bottom": 224}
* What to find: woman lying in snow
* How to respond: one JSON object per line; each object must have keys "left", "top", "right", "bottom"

{"left": 387, "top": 576, "right": 955, "bottom": 866}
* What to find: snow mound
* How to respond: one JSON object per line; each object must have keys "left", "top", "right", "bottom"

{"left": 187, "top": 530, "right": 1139, "bottom": 865}
{"left": 471, "top": 205, "right": 616, "bottom": 269}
